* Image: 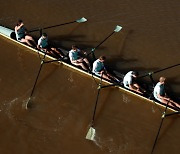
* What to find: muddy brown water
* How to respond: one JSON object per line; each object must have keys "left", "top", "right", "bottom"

{"left": 0, "top": 0, "right": 180, "bottom": 154}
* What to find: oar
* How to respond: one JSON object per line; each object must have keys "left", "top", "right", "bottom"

{"left": 139, "top": 64, "right": 180, "bottom": 78}
{"left": 86, "top": 74, "right": 103, "bottom": 141}
{"left": 164, "top": 111, "right": 180, "bottom": 117}
{"left": 100, "top": 83, "right": 120, "bottom": 89}
{"left": 25, "top": 51, "right": 47, "bottom": 109}
{"left": 149, "top": 74, "right": 156, "bottom": 87}
{"left": 151, "top": 101, "right": 169, "bottom": 154}
{"left": 29, "top": 17, "right": 87, "bottom": 33}
{"left": 87, "top": 25, "right": 122, "bottom": 60}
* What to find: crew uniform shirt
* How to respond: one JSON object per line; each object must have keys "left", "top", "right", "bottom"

{"left": 153, "top": 82, "right": 165, "bottom": 102}
{"left": 92, "top": 59, "right": 104, "bottom": 76}
{"left": 15, "top": 26, "right": 26, "bottom": 41}
{"left": 123, "top": 71, "right": 134, "bottom": 89}
{"left": 38, "top": 37, "right": 48, "bottom": 48}
{"left": 69, "top": 49, "right": 80, "bottom": 62}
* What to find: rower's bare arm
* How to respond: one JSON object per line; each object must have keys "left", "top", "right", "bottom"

{"left": 15, "top": 23, "right": 24, "bottom": 31}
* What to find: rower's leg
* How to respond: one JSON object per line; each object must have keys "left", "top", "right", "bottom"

{"left": 21, "top": 38, "right": 33, "bottom": 47}
{"left": 169, "top": 100, "right": 180, "bottom": 109}
{"left": 80, "top": 63, "right": 89, "bottom": 71}
{"left": 106, "top": 72, "right": 120, "bottom": 82}
{"left": 51, "top": 47, "right": 63, "bottom": 57}
{"left": 72, "top": 62, "right": 88, "bottom": 71}
{"left": 25, "top": 35, "right": 37, "bottom": 46}
{"left": 83, "top": 58, "right": 91, "bottom": 71}
{"left": 134, "top": 83, "right": 146, "bottom": 93}
{"left": 102, "top": 73, "right": 111, "bottom": 81}
{"left": 83, "top": 58, "right": 90, "bottom": 66}
{"left": 130, "top": 84, "right": 143, "bottom": 94}
{"left": 133, "top": 83, "right": 140, "bottom": 89}
{"left": 159, "top": 98, "right": 178, "bottom": 109}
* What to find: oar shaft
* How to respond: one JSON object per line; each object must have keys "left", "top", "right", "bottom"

{"left": 91, "top": 87, "right": 101, "bottom": 126}
{"left": 151, "top": 116, "right": 165, "bottom": 154}
{"left": 153, "top": 64, "right": 180, "bottom": 74}
{"left": 149, "top": 75, "right": 155, "bottom": 87}
{"left": 29, "top": 62, "right": 44, "bottom": 98}
{"left": 29, "top": 21, "right": 76, "bottom": 33}
{"left": 91, "top": 75, "right": 103, "bottom": 126}
{"left": 87, "top": 31, "right": 115, "bottom": 58}
{"left": 165, "top": 111, "right": 180, "bottom": 117}
{"left": 95, "top": 31, "right": 115, "bottom": 50}
{"left": 140, "top": 64, "right": 180, "bottom": 78}
{"left": 28, "top": 52, "right": 47, "bottom": 105}
{"left": 151, "top": 102, "right": 169, "bottom": 154}
{"left": 43, "top": 21, "right": 76, "bottom": 30}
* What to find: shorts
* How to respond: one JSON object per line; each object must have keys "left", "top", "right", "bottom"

{"left": 17, "top": 35, "right": 25, "bottom": 41}
{"left": 93, "top": 71, "right": 101, "bottom": 77}
{"left": 154, "top": 95, "right": 162, "bottom": 102}
{"left": 124, "top": 84, "right": 129, "bottom": 89}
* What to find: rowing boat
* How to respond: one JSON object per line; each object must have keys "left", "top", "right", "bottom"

{"left": 0, "top": 25, "right": 178, "bottom": 112}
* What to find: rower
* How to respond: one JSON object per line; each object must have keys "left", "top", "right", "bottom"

{"left": 69, "top": 45, "right": 91, "bottom": 71}
{"left": 153, "top": 77, "right": 180, "bottom": 110}
{"left": 123, "top": 71, "right": 146, "bottom": 94}
{"left": 15, "top": 19, "right": 36, "bottom": 47}
{"left": 92, "top": 56, "right": 120, "bottom": 82}
{"left": 37, "top": 33, "right": 64, "bottom": 59}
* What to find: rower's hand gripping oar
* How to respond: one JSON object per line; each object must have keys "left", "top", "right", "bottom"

{"left": 86, "top": 73, "right": 103, "bottom": 141}
{"left": 29, "top": 17, "right": 87, "bottom": 33}
{"left": 25, "top": 51, "right": 48, "bottom": 109}
{"left": 87, "top": 25, "right": 122, "bottom": 60}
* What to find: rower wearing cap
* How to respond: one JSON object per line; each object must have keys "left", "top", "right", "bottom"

{"left": 37, "top": 33, "right": 64, "bottom": 59}
{"left": 69, "top": 45, "right": 91, "bottom": 71}
{"left": 153, "top": 77, "right": 180, "bottom": 110}
{"left": 123, "top": 71, "right": 145, "bottom": 94}
{"left": 92, "top": 56, "right": 120, "bottom": 82}
{"left": 15, "top": 19, "right": 37, "bottom": 47}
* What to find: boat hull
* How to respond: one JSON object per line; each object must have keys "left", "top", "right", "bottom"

{"left": 0, "top": 25, "right": 178, "bottom": 112}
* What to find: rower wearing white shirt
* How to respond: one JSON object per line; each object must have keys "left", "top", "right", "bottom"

{"left": 37, "top": 33, "right": 64, "bottom": 58}
{"left": 92, "top": 56, "right": 120, "bottom": 82}
{"left": 153, "top": 77, "right": 180, "bottom": 109}
{"left": 69, "top": 45, "right": 91, "bottom": 71}
{"left": 123, "top": 71, "right": 145, "bottom": 94}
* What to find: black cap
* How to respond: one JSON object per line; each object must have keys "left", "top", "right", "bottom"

{"left": 42, "top": 33, "right": 47, "bottom": 37}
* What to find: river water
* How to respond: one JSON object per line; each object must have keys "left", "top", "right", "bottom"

{"left": 0, "top": 0, "right": 180, "bottom": 154}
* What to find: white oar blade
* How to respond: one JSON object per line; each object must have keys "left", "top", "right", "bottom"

{"left": 86, "top": 127, "right": 96, "bottom": 141}
{"left": 76, "top": 17, "right": 87, "bottom": 23}
{"left": 114, "top": 25, "right": 122, "bottom": 32}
